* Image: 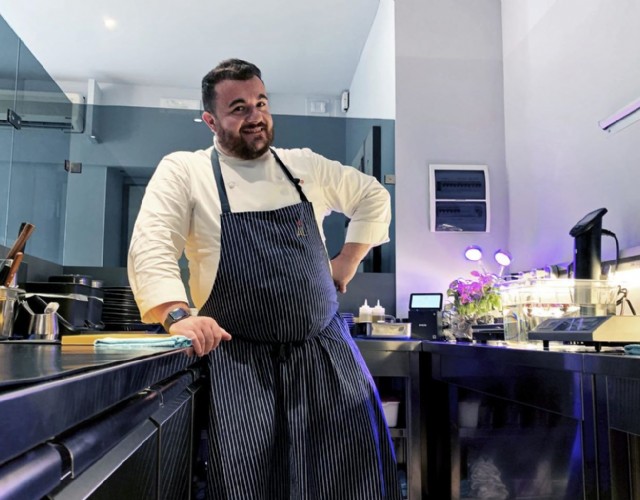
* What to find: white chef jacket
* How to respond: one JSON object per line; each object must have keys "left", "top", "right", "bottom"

{"left": 128, "top": 139, "right": 391, "bottom": 323}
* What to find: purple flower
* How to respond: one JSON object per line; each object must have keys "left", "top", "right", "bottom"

{"left": 447, "top": 271, "right": 501, "bottom": 316}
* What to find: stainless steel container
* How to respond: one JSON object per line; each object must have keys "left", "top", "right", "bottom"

{"left": 0, "top": 286, "right": 21, "bottom": 338}
{"left": 29, "top": 312, "right": 60, "bottom": 341}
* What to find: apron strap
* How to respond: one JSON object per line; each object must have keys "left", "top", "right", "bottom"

{"left": 211, "top": 148, "right": 231, "bottom": 213}
{"left": 269, "top": 148, "right": 309, "bottom": 203}
{"left": 210, "top": 147, "right": 309, "bottom": 214}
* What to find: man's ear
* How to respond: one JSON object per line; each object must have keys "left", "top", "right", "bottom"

{"left": 202, "top": 111, "right": 217, "bottom": 133}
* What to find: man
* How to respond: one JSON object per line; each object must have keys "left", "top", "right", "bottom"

{"left": 128, "top": 59, "right": 400, "bottom": 499}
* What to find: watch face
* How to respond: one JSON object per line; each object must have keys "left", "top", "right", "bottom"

{"left": 169, "top": 308, "right": 190, "bottom": 321}
{"left": 165, "top": 308, "right": 190, "bottom": 332}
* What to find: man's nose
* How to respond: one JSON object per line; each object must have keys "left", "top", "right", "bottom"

{"left": 246, "top": 106, "right": 262, "bottom": 122}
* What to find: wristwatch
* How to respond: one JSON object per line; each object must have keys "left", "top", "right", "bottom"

{"left": 163, "top": 307, "right": 191, "bottom": 332}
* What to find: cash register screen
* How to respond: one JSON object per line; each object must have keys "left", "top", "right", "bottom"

{"left": 409, "top": 293, "right": 443, "bottom": 310}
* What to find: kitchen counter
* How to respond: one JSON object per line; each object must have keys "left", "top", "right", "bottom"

{"left": 354, "top": 336, "right": 422, "bottom": 352}
{"left": 0, "top": 341, "right": 200, "bottom": 470}
{"left": 0, "top": 337, "right": 416, "bottom": 467}
{"left": 4, "top": 335, "right": 638, "bottom": 499}
{"left": 0, "top": 342, "right": 196, "bottom": 389}
{"left": 419, "top": 339, "right": 640, "bottom": 499}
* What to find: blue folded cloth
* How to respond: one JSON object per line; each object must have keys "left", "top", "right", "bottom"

{"left": 624, "top": 344, "right": 640, "bottom": 356}
{"left": 94, "top": 335, "right": 192, "bottom": 348}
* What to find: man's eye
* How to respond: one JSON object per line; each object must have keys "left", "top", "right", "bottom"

{"left": 232, "top": 106, "right": 245, "bottom": 113}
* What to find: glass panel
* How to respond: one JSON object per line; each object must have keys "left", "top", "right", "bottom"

{"left": 6, "top": 40, "right": 70, "bottom": 262}
{"left": 0, "top": 15, "right": 20, "bottom": 246}
{"left": 9, "top": 126, "right": 68, "bottom": 262}
{"left": 454, "top": 390, "right": 583, "bottom": 499}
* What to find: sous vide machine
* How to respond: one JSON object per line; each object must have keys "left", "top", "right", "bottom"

{"left": 526, "top": 208, "right": 640, "bottom": 350}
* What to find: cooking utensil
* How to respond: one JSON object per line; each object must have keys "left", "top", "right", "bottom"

{"left": 44, "top": 301, "right": 60, "bottom": 314}
{"left": 3, "top": 252, "right": 23, "bottom": 287}
{"left": 0, "top": 223, "right": 35, "bottom": 285}
{"left": 6, "top": 223, "right": 35, "bottom": 260}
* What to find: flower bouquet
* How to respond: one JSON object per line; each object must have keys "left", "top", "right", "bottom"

{"left": 446, "top": 271, "right": 502, "bottom": 339}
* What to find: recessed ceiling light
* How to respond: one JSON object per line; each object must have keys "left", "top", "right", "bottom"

{"left": 103, "top": 17, "right": 117, "bottom": 30}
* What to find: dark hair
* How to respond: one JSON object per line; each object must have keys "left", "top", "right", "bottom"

{"left": 201, "top": 59, "right": 262, "bottom": 114}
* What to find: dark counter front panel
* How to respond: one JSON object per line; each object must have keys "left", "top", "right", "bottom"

{"left": 423, "top": 342, "right": 584, "bottom": 419}
{"left": 0, "top": 344, "right": 197, "bottom": 467}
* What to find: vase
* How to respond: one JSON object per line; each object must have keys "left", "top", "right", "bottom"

{"left": 449, "top": 312, "right": 497, "bottom": 341}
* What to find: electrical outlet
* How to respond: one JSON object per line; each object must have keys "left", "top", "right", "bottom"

{"left": 384, "top": 174, "right": 396, "bottom": 185}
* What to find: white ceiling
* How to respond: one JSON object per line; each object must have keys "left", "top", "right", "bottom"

{"left": 0, "top": 0, "right": 380, "bottom": 98}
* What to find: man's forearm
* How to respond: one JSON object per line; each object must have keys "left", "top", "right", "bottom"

{"left": 330, "top": 243, "right": 372, "bottom": 293}
{"left": 337, "top": 242, "right": 372, "bottom": 264}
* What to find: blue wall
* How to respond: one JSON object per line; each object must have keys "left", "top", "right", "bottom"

{"left": 66, "top": 105, "right": 395, "bottom": 270}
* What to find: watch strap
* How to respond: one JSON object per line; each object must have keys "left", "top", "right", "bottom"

{"left": 163, "top": 307, "right": 191, "bottom": 332}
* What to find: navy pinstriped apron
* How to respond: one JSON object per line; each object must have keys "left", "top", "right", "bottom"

{"left": 200, "top": 148, "right": 401, "bottom": 500}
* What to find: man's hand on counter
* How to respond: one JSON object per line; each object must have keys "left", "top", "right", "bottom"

{"left": 169, "top": 316, "right": 232, "bottom": 357}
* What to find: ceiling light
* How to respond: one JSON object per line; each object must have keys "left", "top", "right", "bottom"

{"left": 103, "top": 17, "right": 118, "bottom": 30}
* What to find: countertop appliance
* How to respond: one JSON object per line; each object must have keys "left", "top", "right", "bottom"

{"left": 408, "top": 293, "right": 443, "bottom": 340}
{"left": 529, "top": 315, "right": 640, "bottom": 350}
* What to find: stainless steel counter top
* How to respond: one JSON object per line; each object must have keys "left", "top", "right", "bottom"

{"left": 354, "top": 337, "right": 422, "bottom": 352}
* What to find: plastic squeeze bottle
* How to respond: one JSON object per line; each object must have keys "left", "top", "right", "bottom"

{"left": 359, "top": 299, "right": 372, "bottom": 323}
{"left": 372, "top": 300, "right": 385, "bottom": 323}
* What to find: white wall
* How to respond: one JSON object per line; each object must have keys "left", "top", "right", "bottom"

{"left": 347, "top": 0, "right": 395, "bottom": 120}
{"left": 395, "top": 0, "right": 508, "bottom": 316}
{"left": 503, "top": 0, "right": 640, "bottom": 271}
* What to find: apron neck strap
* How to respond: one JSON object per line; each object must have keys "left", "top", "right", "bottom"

{"left": 269, "top": 148, "right": 309, "bottom": 203}
{"left": 210, "top": 147, "right": 308, "bottom": 214}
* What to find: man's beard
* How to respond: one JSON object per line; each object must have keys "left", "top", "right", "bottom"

{"left": 216, "top": 123, "right": 274, "bottom": 160}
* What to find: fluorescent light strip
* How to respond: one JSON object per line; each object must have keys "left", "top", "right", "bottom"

{"left": 599, "top": 96, "right": 640, "bottom": 134}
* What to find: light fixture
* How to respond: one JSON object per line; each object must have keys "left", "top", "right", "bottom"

{"left": 599, "top": 96, "right": 640, "bottom": 134}
{"left": 103, "top": 17, "right": 118, "bottom": 31}
{"left": 464, "top": 246, "right": 513, "bottom": 277}
{"left": 494, "top": 249, "right": 512, "bottom": 267}
{"left": 494, "top": 249, "right": 512, "bottom": 277}
{"left": 193, "top": 100, "right": 204, "bottom": 123}
{"left": 464, "top": 245, "right": 483, "bottom": 262}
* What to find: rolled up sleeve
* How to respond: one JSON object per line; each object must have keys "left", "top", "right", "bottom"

{"left": 311, "top": 151, "right": 391, "bottom": 246}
